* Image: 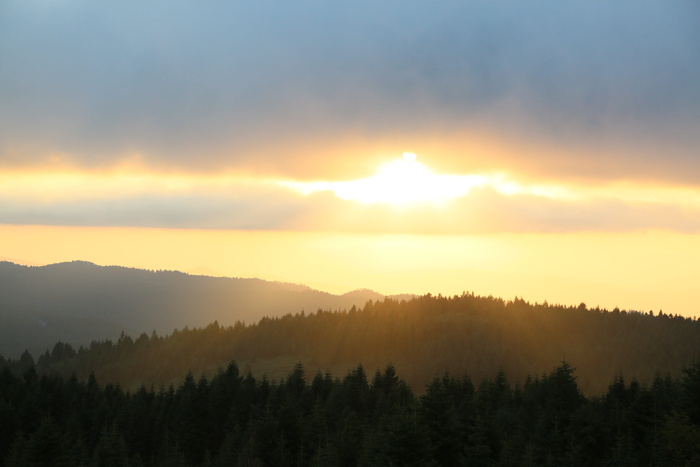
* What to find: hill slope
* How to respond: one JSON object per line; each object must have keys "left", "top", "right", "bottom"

{"left": 0, "top": 260, "right": 388, "bottom": 357}
{"left": 24, "top": 293, "right": 700, "bottom": 395}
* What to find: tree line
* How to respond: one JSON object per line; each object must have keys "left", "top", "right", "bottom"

{"left": 5, "top": 294, "right": 699, "bottom": 395}
{"left": 2, "top": 358, "right": 700, "bottom": 466}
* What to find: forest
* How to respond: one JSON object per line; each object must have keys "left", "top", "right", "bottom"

{"left": 1, "top": 358, "right": 700, "bottom": 466}
{"left": 7, "top": 293, "right": 699, "bottom": 396}
{"left": 2, "top": 294, "right": 700, "bottom": 465}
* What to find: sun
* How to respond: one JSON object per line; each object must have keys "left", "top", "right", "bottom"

{"left": 281, "top": 153, "right": 490, "bottom": 205}
{"left": 332, "top": 153, "right": 464, "bottom": 204}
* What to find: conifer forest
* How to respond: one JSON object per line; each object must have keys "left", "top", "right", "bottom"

{"left": 2, "top": 359, "right": 700, "bottom": 466}
{"left": 2, "top": 294, "right": 700, "bottom": 466}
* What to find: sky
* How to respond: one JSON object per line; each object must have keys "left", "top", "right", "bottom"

{"left": 2, "top": 1, "right": 700, "bottom": 317}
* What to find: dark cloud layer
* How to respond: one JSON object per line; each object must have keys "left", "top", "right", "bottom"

{"left": 2, "top": 184, "right": 698, "bottom": 234}
{"left": 2, "top": 1, "right": 699, "bottom": 183}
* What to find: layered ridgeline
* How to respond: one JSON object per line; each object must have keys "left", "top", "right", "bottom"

{"left": 0, "top": 261, "right": 390, "bottom": 358}
{"left": 7, "top": 294, "right": 699, "bottom": 396}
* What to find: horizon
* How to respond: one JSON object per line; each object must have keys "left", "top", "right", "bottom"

{"left": 3, "top": 256, "right": 695, "bottom": 319}
{"left": 3, "top": 227, "right": 699, "bottom": 319}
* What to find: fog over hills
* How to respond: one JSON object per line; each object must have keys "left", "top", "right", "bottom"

{"left": 0, "top": 260, "right": 391, "bottom": 358}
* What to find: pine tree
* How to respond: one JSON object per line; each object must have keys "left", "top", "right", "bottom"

{"left": 420, "top": 376, "right": 462, "bottom": 466}
{"left": 24, "top": 417, "right": 71, "bottom": 467}
{"left": 91, "top": 425, "right": 130, "bottom": 467}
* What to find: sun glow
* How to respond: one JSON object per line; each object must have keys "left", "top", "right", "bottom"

{"left": 282, "top": 153, "right": 493, "bottom": 205}
{"left": 280, "top": 153, "right": 575, "bottom": 206}
{"left": 334, "top": 154, "right": 490, "bottom": 204}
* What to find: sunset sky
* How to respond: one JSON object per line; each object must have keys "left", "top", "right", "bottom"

{"left": 2, "top": 1, "right": 700, "bottom": 317}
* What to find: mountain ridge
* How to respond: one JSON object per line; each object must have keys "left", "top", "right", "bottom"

{"left": 0, "top": 260, "right": 395, "bottom": 358}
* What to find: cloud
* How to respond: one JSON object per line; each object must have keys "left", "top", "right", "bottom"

{"left": 297, "top": 188, "right": 700, "bottom": 235}
{"left": 0, "top": 186, "right": 309, "bottom": 230}
{"left": 1, "top": 1, "right": 699, "bottom": 184}
{"left": 2, "top": 172, "right": 699, "bottom": 234}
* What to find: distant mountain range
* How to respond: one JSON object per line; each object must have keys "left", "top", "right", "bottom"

{"left": 0, "top": 260, "right": 398, "bottom": 358}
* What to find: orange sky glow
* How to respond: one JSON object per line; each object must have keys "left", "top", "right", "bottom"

{"left": 2, "top": 147, "right": 700, "bottom": 318}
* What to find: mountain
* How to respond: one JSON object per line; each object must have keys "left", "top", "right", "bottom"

{"left": 16, "top": 293, "right": 700, "bottom": 396}
{"left": 0, "top": 260, "right": 389, "bottom": 358}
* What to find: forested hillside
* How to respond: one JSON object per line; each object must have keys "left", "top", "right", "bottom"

{"left": 9, "top": 293, "right": 699, "bottom": 396}
{"left": 2, "top": 359, "right": 700, "bottom": 466}
{"left": 0, "top": 261, "right": 388, "bottom": 358}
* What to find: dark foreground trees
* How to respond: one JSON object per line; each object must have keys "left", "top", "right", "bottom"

{"left": 2, "top": 360, "right": 700, "bottom": 466}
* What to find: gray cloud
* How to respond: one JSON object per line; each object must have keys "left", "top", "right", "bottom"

{"left": 0, "top": 188, "right": 312, "bottom": 230}
{"left": 2, "top": 184, "right": 698, "bottom": 234}
{"left": 452, "top": 188, "right": 700, "bottom": 234}
{"left": 1, "top": 1, "right": 699, "bottom": 182}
